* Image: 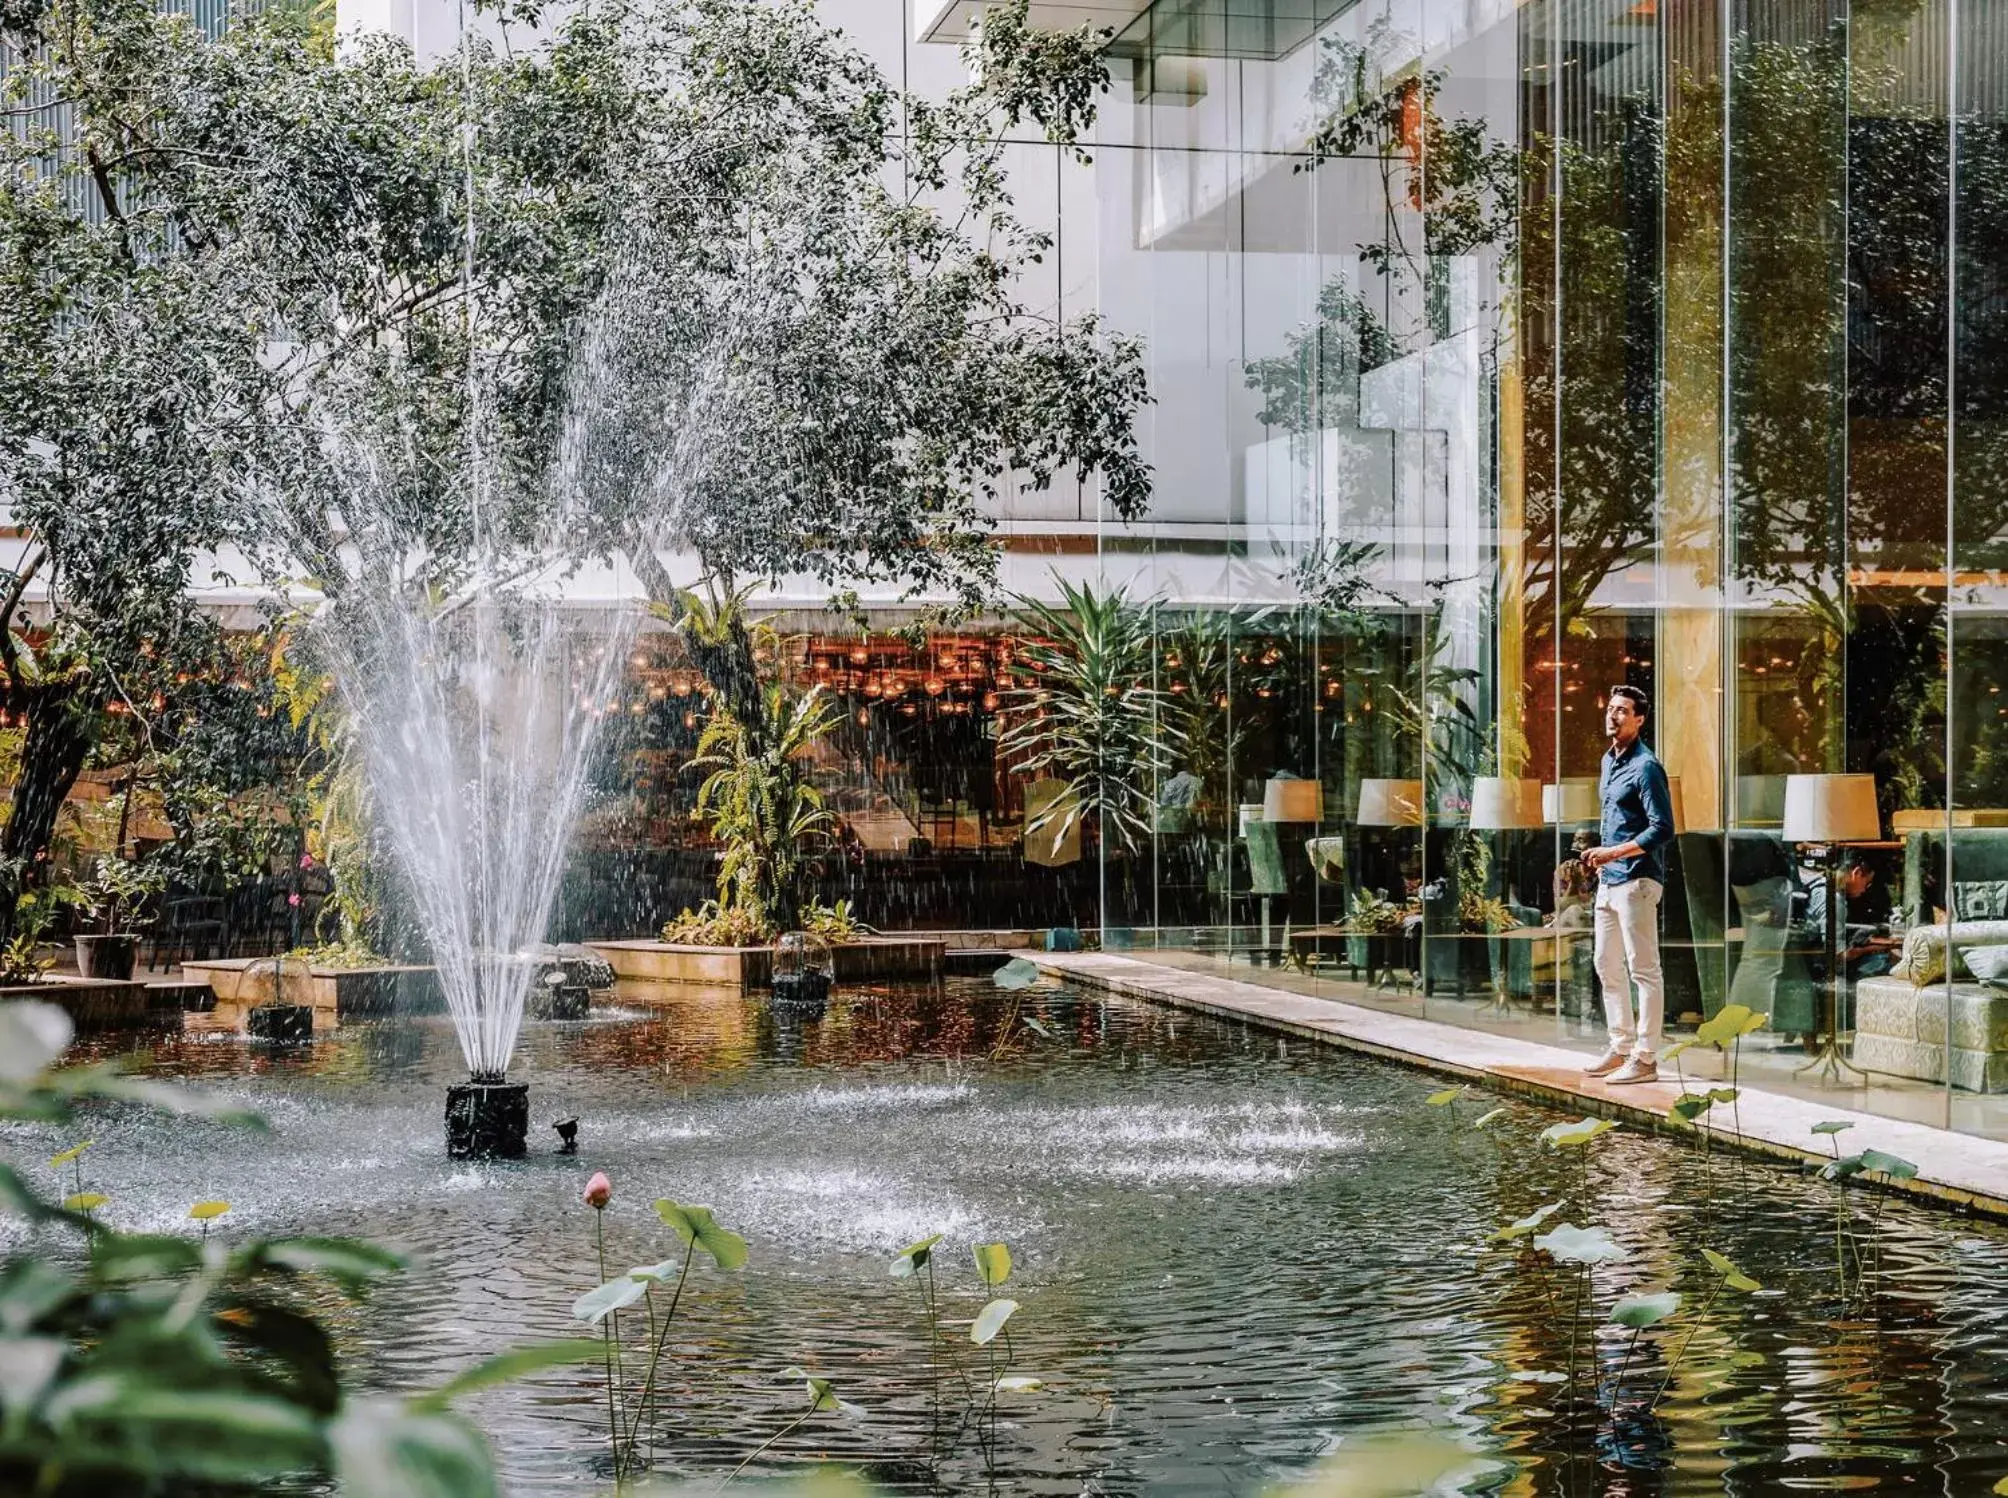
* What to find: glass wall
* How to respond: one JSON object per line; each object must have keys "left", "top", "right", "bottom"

{"left": 1047, "top": 0, "right": 2008, "bottom": 1136}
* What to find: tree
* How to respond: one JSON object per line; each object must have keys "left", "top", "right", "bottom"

{"left": 547, "top": 0, "right": 1152, "bottom": 735}
{"left": 0, "top": 0, "right": 461, "bottom": 902}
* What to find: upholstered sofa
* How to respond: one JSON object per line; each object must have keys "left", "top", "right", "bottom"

{"left": 1851, "top": 917, "right": 2008, "bottom": 1091}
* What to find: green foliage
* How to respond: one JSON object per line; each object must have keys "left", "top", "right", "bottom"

{"left": 801, "top": 899, "right": 873, "bottom": 941}
{"left": 285, "top": 940, "right": 391, "bottom": 971}
{"left": 660, "top": 899, "right": 773, "bottom": 948}
{"left": 83, "top": 853, "right": 166, "bottom": 934}
{"left": 999, "top": 577, "right": 1182, "bottom": 858}
{"left": 0, "top": 1000, "right": 564, "bottom": 1495}
{"left": 692, "top": 684, "right": 840, "bottom": 934}
{"left": 1343, "top": 888, "right": 1411, "bottom": 936}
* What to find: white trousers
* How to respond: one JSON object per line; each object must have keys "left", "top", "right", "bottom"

{"left": 1593, "top": 877, "right": 1664, "bottom": 1059}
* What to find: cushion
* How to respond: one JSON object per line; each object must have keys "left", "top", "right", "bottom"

{"left": 1955, "top": 881, "right": 2008, "bottom": 920}
{"left": 1963, "top": 945, "right": 2008, "bottom": 984}
{"left": 1892, "top": 925, "right": 1949, "bottom": 986}
{"left": 1888, "top": 921, "right": 2008, "bottom": 985}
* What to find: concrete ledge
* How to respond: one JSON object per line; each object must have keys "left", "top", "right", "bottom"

{"left": 0, "top": 976, "right": 149, "bottom": 1028}
{"left": 1033, "top": 951, "right": 2008, "bottom": 1222}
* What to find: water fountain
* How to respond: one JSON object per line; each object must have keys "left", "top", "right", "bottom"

{"left": 306, "top": 539, "right": 633, "bottom": 1157}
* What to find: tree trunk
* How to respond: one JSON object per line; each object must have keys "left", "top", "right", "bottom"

{"left": 0, "top": 681, "right": 101, "bottom": 930}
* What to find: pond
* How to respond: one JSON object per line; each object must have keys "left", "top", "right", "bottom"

{"left": 15, "top": 975, "right": 2008, "bottom": 1495}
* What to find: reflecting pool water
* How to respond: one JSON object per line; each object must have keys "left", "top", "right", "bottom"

{"left": 12, "top": 977, "right": 2008, "bottom": 1495}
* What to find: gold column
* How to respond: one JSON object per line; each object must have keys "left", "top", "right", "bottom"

{"left": 1658, "top": 2, "right": 1726, "bottom": 832}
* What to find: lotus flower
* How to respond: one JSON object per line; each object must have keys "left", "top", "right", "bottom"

{"left": 584, "top": 1171, "right": 612, "bottom": 1210}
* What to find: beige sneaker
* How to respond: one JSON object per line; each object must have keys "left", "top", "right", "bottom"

{"left": 1582, "top": 1048, "right": 1625, "bottom": 1077}
{"left": 1607, "top": 1057, "right": 1659, "bottom": 1086}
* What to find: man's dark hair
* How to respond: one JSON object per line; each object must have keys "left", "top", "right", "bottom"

{"left": 1610, "top": 684, "right": 1649, "bottom": 719}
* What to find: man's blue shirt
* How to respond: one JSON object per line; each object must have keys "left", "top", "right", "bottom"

{"left": 1599, "top": 738, "right": 1674, "bottom": 886}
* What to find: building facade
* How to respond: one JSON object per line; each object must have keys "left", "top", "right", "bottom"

{"left": 354, "top": 0, "right": 2008, "bottom": 1132}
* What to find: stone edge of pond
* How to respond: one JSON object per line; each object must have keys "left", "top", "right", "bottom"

{"left": 1031, "top": 952, "right": 2008, "bottom": 1224}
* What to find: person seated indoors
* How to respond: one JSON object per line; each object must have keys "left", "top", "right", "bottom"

{"left": 1552, "top": 829, "right": 1598, "bottom": 930}
{"left": 1803, "top": 853, "right": 1899, "bottom": 981}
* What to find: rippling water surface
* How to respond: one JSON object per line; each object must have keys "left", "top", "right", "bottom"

{"left": 14, "top": 976, "right": 2008, "bottom": 1495}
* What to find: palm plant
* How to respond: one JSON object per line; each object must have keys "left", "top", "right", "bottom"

{"left": 692, "top": 682, "right": 838, "bottom": 934}
{"left": 999, "top": 578, "right": 1182, "bottom": 859}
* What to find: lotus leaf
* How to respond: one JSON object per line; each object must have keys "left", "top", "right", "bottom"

{"left": 654, "top": 1200, "right": 749, "bottom": 1270}
{"left": 62, "top": 1192, "right": 106, "bottom": 1212}
{"left": 1471, "top": 1107, "right": 1508, "bottom": 1130}
{"left": 1609, "top": 1291, "right": 1681, "bottom": 1328}
{"left": 1811, "top": 1120, "right": 1854, "bottom": 1136}
{"left": 1858, "top": 1148, "right": 1919, "bottom": 1181}
{"left": 1532, "top": 1223, "right": 1628, "bottom": 1266}
{"left": 889, "top": 1233, "right": 943, "bottom": 1279}
{"left": 971, "top": 1298, "right": 1018, "bottom": 1345}
{"left": 1425, "top": 1086, "right": 1465, "bottom": 1107}
{"left": 1539, "top": 1117, "right": 1616, "bottom": 1149}
{"left": 972, "top": 1241, "right": 1012, "bottom": 1286}
{"left": 571, "top": 1276, "right": 648, "bottom": 1325}
{"left": 188, "top": 1201, "right": 230, "bottom": 1222}
{"left": 48, "top": 1141, "right": 92, "bottom": 1169}
{"left": 1700, "top": 1247, "right": 1761, "bottom": 1292}
{"left": 1488, "top": 1201, "right": 1563, "bottom": 1242}
{"left": 993, "top": 958, "right": 1039, "bottom": 990}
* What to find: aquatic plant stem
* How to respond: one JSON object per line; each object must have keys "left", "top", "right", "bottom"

{"left": 594, "top": 1210, "right": 622, "bottom": 1483}
{"left": 718, "top": 1407, "right": 816, "bottom": 1488}
{"left": 621, "top": 1237, "right": 698, "bottom": 1476}
{"left": 1654, "top": 1273, "right": 1724, "bottom": 1407}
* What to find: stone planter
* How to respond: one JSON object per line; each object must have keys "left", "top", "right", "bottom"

{"left": 181, "top": 959, "right": 439, "bottom": 1034}
{"left": 587, "top": 936, "right": 945, "bottom": 990}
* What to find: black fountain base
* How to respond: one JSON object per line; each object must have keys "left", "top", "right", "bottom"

{"left": 770, "top": 971, "right": 831, "bottom": 1010}
{"left": 446, "top": 1077, "right": 528, "bottom": 1159}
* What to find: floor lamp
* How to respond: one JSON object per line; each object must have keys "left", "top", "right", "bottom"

{"left": 1357, "top": 779, "right": 1423, "bottom": 987}
{"left": 1783, "top": 772, "right": 1881, "bottom": 1084}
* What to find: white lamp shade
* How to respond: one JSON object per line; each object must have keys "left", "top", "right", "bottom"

{"left": 1542, "top": 779, "right": 1599, "bottom": 824}
{"left": 1782, "top": 773, "right": 1880, "bottom": 844}
{"left": 1357, "top": 778, "right": 1423, "bottom": 827}
{"left": 1468, "top": 777, "right": 1543, "bottom": 830}
{"left": 1263, "top": 776, "right": 1324, "bottom": 823}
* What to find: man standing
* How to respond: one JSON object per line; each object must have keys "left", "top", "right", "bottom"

{"left": 1582, "top": 685, "right": 1676, "bottom": 1085}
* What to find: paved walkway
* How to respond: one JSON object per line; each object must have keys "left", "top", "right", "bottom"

{"left": 1033, "top": 951, "right": 2008, "bottom": 1220}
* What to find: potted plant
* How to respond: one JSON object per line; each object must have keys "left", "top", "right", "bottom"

{"left": 76, "top": 854, "right": 166, "bottom": 981}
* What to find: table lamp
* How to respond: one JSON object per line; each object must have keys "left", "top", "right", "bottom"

{"left": 1542, "top": 779, "right": 1599, "bottom": 826}
{"left": 1263, "top": 774, "right": 1325, "bottom": 825}
{"left": 1782, "top": 772, "right": 1880, "bottom": 1083}
{"left": 1357, "top": 779, "right": 1423, "bottom": 827}
{"left": 1468, "top": 777, "right": 1543, "bottom": 830}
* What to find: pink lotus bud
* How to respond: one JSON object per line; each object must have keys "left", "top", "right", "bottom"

{"left": 287, "top": 892, "right": 301, "bottom": 907}
{"left": 583, "top": 1172, "right": 612, "bottom": 1210}
{"left": 299, "top": 853, "right": 315, "bottom": 870}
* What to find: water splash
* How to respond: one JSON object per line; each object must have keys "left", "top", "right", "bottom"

{"left": 309, "top": 533, "right": 632, "bottom": 1078}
